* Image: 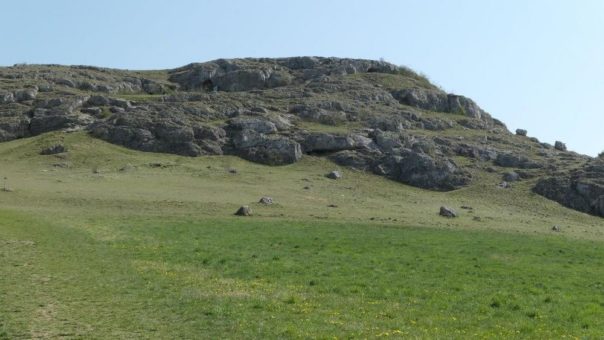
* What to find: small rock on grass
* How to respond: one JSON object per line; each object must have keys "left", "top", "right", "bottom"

{"left": 259, "top": 196, "right": 273, "bottom": 205}
{"left": 40, "top": 144, "right": 66, "bottom": 155}
{"left": 326, "top": 170, "right": 342, "bottom": 180}
{"left": 439, "top": 206, "right": 457, "bottom": 218}
{"left": 235, "top": 205, "right": 252, "bottom": 216}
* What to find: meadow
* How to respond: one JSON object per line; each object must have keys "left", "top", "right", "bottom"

{"left": 1, "top": 132, "right": 603, "bottom": 338}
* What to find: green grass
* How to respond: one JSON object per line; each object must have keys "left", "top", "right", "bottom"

{"left": 1, "top": 132, "right": 603, "bottom": 338}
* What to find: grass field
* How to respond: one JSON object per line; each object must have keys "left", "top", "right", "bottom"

{"left": 1, "top": 132, "right": 603, "bottom": 338}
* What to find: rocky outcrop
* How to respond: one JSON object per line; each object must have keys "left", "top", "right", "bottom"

{"left": 495, "top": 153, "right": 543, "bottom": 169}
{"left": 392, "top": 87, "right": 492, "bottom": 122}
{"left": 168, "top": 57, "right": 401, "bottom": 91}
{"left": 5, "top": 57, "right": 598, "bottom": 202}
{"left": 534, "top": 158, "right": 604, "bottom": 217}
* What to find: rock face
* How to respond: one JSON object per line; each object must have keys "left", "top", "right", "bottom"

{"left": 495, "top": 153, "right": 543, "bottom": 169}
{"left": 168, "top": 57, "right": 398, "bottom": 91}
{"left": 377, "top": 150, "right": 471, "bottom": 191}
{"left": 391, "top": 88, "right": 494, "bottom": 123}
{"left": 1, "top": 57, "right": 600, "bottom": 206}
{"left": 533, "top": 158, "right": 604, "bottom": 217}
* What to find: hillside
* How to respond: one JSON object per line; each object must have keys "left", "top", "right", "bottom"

{"left": 1, "top": 57, "right": 602, "bottom": 217}
{"left": 1, "top": 131, "right": 604, "bottom": 338}
{"left": 1, "top": 58, "right": 604, "bottom": 338}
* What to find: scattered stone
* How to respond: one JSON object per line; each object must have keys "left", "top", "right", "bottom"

{"left": 503, "top": 171, "right": 520, "bottom": 182}
{"left": 515, "top": 129, "right": 527, "bottom": 136}
{"left": 40, "top": 144, "right": 66, "bottom": 155}
{"left": 303, "top": 186, "right": 311, "bottom": 190}
{"left": 554, "top": 141, "right": 567, "bottom": 151}
{"left": 327, "top": 204, "right": 338, "bottom": 208}
{"left": 119, "top": 164, "right": 135, "bottom": 172}
{"left": 235, "top": 205, "right": 252, "bottom": 216}
{"left": 228, "top": 167, "right": 238, "bottom": 174}
{"left": 460, "top": 205, "right": 473, "bottom": 210}
{"left": 551, "top": 225, "right": 561, "bottom": 232}
{"left": 497, "top": 181, "right": 511, "bottom": 189}
{"left": 326, "top": 170, "right": 342, "bottom": 180}
{"left": 473, "top": 216, "right": 482, "bottom": 221}
{"left": 439, "top": 206, "right": 457, "bottom": 218}
{"left": 259, "top": 196, "right": 273, "bottom": 205}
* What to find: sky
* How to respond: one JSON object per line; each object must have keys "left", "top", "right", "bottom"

{"left": 1, "top": 0, "right": 603, "bottom": 156}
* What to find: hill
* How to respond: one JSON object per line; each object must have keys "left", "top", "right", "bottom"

{"left": 1, "top": 57, "right": 602, "bottom": 217}
{"left": 0, "top": 131, "right": 603, "bottom": 338}
{"left": 1, "top": 58, "right": 604, "bottom": 338}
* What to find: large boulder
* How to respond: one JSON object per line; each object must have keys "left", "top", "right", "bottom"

{"left": 237, "top": 136, "right": 302, "bottom": 165}
{"left": 227, "top": 117, "right": 277, "bottom": 134}
{"left": 378, "top": 149, "right": 471, "bottom": 191}
{"left": 168, "top": 59, "right": 293, "bottom": 91}
{"left": 495, "top": 153, "right": 543, "bottom": 169}
{"left": 534, "top": 158, "right": 604, "bottom": 217}
{"left": 392, "top": 88, "right": 449, "bottom": 112}
{"left": 302, "top": 133, "right": 356, "bottom": 153}
{"left": 14, "top": 87, "right": 38, "bottom": 102}
{"left": 392, "top": 88, "right": 489, "bottom": 120}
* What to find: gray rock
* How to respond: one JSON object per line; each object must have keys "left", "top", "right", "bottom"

{"left": 447, "top": 94, "right": 485, "bottom": 119}
{"left": 533, "top": 158, "right": 604, "bottom": 217}
{"left": 456, "top": 144, "right": 498, "bottom": 161}
{"left": 503, "top": 171, "right": 520, "bottom": 182}
{"left": 381, "top": 149, "right": 471, "bottom": 190}
{"left": 81, "top": 107, "right": 103, "bottom": 116}
{"left": 392, "top": 88, "right": 449, "bottom": 112}
{"left": 40, "top": 144, "right": 66, "bottom": 155}
{"left": 498, "top": 181, "right": 511, "bottom": 189}
{"left": 237, "top": 136, "right": 302, "bottom": 165}
{"left": 392, "top": 88, "right": 489, "bottom": 120}
{"left": 439, "top": 206, "right": 457, "bottom": 218}
{"left": 329, "top": 150, "right": 375, "bottom": 171}
{"left": 495, "top": 153, "right": 543, "bottom": 169}
{"left": 551, "top": 225, "right": 561, "bottom": 232}
{"left": 516, "top": 129, "right": 527, "bottom": 136}
{"left": 259, "top": 196, "right": 273, "bottom": 205}
{"left": 290, "top": 105, "right": 347, "bottom": 126}
{"left": 54, "top": 78, "right": 76, "bottom": 87}
{"left": 302, "top": 133, "right": 355, "bottom": 153}
{"left": 326, "top": 170, "right": 342, "bottom": 180}
{"left": 29, "top": 109, "right": 85, "bottom": 135}
{"left": 194, "top": 125, "right": 226, "bottom": 141}
{"left": 228, "top": 117, "right": 277, "bottom": 134}
{"left": 554, "top": 141, "right": 567, "bottom": 151}
{"left": 235, "top": 205, "right": 252, "bottom": 216}
{"left": 14, "top": 87, "right": 38, "bottom": 101}
{"left": 0, "top": 91, "right": 15, "bottom": 104}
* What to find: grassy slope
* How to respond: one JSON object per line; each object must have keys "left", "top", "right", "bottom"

{"left": 1, "top": 132, "right": 603, "bottom": 338}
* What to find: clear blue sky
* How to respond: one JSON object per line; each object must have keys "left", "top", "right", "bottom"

{"left": 2, "top": 0, "right": 603, "bottom": 156}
